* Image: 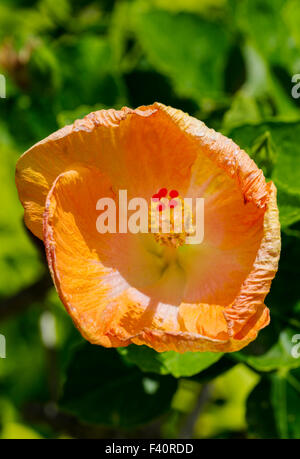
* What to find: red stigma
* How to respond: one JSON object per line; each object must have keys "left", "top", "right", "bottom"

{"left": 158, "top": 188, "right": 168, "bottom": 198}
{"left": 152, "top": 193, "right": 160, "bottom": 202}
{"left": 169, "top": 189, "right": 179, "bottom": 198}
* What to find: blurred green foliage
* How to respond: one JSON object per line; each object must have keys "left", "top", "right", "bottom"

{"left": 0, "top": 0, "right": 300, "bottom": 439}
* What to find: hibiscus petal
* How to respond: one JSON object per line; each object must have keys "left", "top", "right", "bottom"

{"left": 17, "top": 103, "right": 281, "bottom": 353}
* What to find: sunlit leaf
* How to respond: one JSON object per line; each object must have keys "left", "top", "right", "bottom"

{"left": 195, "top": 364, "right": 259, "bottom": 438}
{"left": 0, "top": 422, "right": 43, "bottom": 439}
{"left": 118, "top": 345, "right": 223, "bottom": 378}
{"left": 222, "top": 91, "right": 262, "bottom": 130}
{"left": 133, "top": 8, "right": 231, "bottom": 105}
{"left": 232, "top": 0, "right": 299, "bottom": 74}
{"left": 151, "top": 0, "right": 227, "bottom": 14}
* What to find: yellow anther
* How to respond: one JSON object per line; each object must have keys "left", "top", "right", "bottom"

{"left": 149, "top": 196, "right": 195, "bottom": 248}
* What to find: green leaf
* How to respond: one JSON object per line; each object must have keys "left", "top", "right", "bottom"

{"left": 233, "top": 0, "right": 299, "bottom": 74}
{"left": 38, "top": 0, "right": 71, "bottom": 27}
{"left": 190, "top": 356, "right": 237, "bottom": 383}
{"left": 276, "top": 186, "right": 300, "bottom": 229}
{"left": 242, "top": 40, "right": 298, "bottom": 119}
{"left": 151, "top": 0, "right": 227, "bottom": 15}
{"left": 195, "top": 364, "right": 259, "bottom": 438}
{"left": 133, "top": 8, "right": 231, "bottom": 105}
{"left": 233, "top": 329, "right": 300, "bottom": 372}
{"left": 228, "top": 120, "right": 300, "bottom": 228}
{"left": 266, "top": 233, "right": 300, "bottom": 319}
{"left": 222, "top": 91, "right": 263, "bottom": 131}
{"left": 56, "top": 36, "right": 126, "bottom": 111}
{"left": 250, "top": 131, "right": 277, "bottom": 178}
{"left": 271, "top": 369, "right": 300, "bottom": 439}
{"left": 61, "top": 343, "right": 178, "bottom": 428}
{"left": 0, "top": 422, "right": 44, "bottom": 439}
{"left": 283, "top": 0, "right": 300, "bottom": 50}
{"left": 118, "top": 344, "right": 223, "bottom": 378}
{"left": 229, "top": 120, "right": 300, "bottom": 192}
{"left": 229, "top": 0, "right": 300, "bottom": 118}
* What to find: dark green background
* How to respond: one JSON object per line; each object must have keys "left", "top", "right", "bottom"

{"left": 0, "top": 0, "right": 300, "bottom": 439}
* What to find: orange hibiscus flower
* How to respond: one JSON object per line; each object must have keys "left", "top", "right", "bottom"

{"left": 15, "top": 103, "right": 281, "bottom": 353}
